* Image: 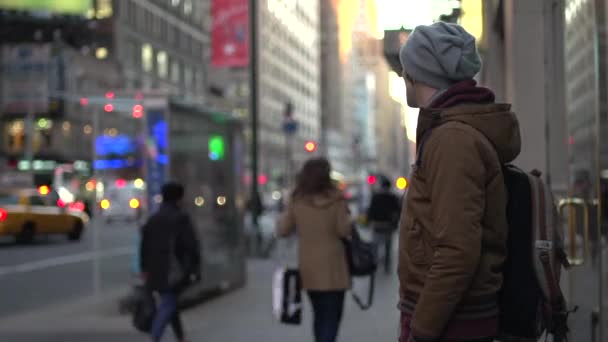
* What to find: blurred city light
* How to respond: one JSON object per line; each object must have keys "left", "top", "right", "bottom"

{"left": 304, "top": 141, "right": 317, "bottom": 153}
{"left": 272, "top": 191, "right": 282, "bottom": 201}
{"left": 38, "top": 185, "right": 50, "bottom": 196}
{"left": 0, "top": 208, "right": 7, "bottom": 221}
{"left": 85, "top": 180, "right": 96, "bottom": 192}
{"left": 396, "top": 177, "right": 408, "bottom": 190}
{"left": 367, "top": 175, "right": 377, "bottom": 185}
{"left": 133, "top": 178, "right": 145, "bottom": 189}
{"left": 217, "top": 196, "right": 227, "bottom": 206}
{"left": 129, "top": 198, "right": 140, "bottom": 209}
{"left": 105, "top": 91, "right": 115, "bottom": 99}
{"left": 132, "top": 104, "right": 144, "bottom": 118}
{"left": 104, "top": 104, "right": 114, "bottom": 112}
{"left": 69, "top": 202, "right": 85, "bottom": 212}
{"left": 100, "top": 199, "right": 111, "bottom": 210}
{"left": 79, "top": 97, "right": 88, "bottom": 106}
{"left": 115, "top": 179, "right": 127, "bottom": 188}
{"left": 208, "top": 135, "right": 225, "bottom": 161}
{"left": 258, "top": 174, "right": 268, "bottom": 185}
{"left": 194, "top": 196, "right": 205, "bottom": 207}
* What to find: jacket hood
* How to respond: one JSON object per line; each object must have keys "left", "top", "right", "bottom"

{"left": 417, "top": 103, "right": 521, "bottom": 163}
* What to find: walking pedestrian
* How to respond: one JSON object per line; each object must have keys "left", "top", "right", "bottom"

{"left": 397, "top": 22, "right": 521, "bottom": 342}
{"left": 140, "top": 182, "right": 201, "bottom": 342}
{"left": 367, "top": 177, "right": 401, "bottom": 273}
{"left": 276, "top": 157, "right": 352, "bottom": 342}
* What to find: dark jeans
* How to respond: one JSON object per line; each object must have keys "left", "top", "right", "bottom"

{"left": 150, "top": 292, "right": 184, "bottom": 342}
{"left": 373, "top": 228, "right": 394, "bottom": 272}
{"left": 308, "top": 290, "right": 345, "bottom": 342}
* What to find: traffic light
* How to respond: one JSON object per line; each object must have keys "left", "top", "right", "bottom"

{"left": 104, "top": 104, "right": 114, "bottom": 112}
{"left": 80, "top": 97, "right": 88, "bottom": 106}
{"left": 105, "top": 91, "right": 115, "bottom": 99}
{"left": 304, "top": 141, "right": 316, "bottom": 153}
{"left": 396, "top": 177, "right": 408, "bottom": 190}
{"left": 367, "top": 175, "right": 377, "bottom": 185}
{"left": 132, "top": 104, "right": 144, "bottom": 118}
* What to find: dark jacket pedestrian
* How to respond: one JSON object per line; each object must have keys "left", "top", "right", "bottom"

{"left": 367, "top": 178, "right": 401, "bottom": 273}
{"left": 397, "top": 22, "right": 521, "bottom": 342}
{"left": 140, "top": 182, "right": 201, "bottom": 342}
{"left": 277, "top": 158, "right": 352, "bottom": 342}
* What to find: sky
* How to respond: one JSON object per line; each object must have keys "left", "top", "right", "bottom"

{"left": 375, "top": 0, "right": 460, "bottom": 30}
{"left": 375, "top": 0, "right": 461, "bottom": 142}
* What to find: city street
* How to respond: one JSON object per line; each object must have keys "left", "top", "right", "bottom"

{"left": 0, "top": 219, "right": 137, "bottom": 318}
{"left": 0, "top": 259, "right": 400, "bottom": 342}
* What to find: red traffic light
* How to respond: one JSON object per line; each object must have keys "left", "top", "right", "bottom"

{"left": 104, "top": 104, "right": 114, "bottom": 112}
{"left": 80, "top": 97, "right": 88, "bottom": 106}
{"left": 367, "top": 175, "right": 377, "bottom": 185}
{"left": 105, "top": 91, "right": 115, "bottom": 99}
{"left": 132, "top": 104, "right": 144, "bottom": 118}
{"left": 304, "top": 141, "right": 316, "bottom": 153}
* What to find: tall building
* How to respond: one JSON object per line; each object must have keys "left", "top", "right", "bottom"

{"left": 257, "top": 0, "right": 321, "bottom": 188}
{"left": 109, "top": 0, "right": 209, "bottom": 102}
{"left": 0, "top": 0, "right": 210, "bottom": 183}
{"left": 320, "top": 0, "right": 360, "bottom": 174}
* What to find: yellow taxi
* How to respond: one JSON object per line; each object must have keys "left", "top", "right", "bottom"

{"left": 0, "top": 186, "right": 89, "bottom": 243}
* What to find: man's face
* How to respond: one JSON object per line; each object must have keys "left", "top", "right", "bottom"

{"left": 403, "top": 72, "right": 418, "bottom": 108}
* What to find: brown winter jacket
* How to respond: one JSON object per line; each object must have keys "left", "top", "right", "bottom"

{"left": 277, "top": 189, "right": 352, "bottom": 291}
{"left": 399, "top": 103, "right": 521, "bottom": 340}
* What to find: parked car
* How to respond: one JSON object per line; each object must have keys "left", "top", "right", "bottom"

{"left": 0, "top": 187, "right": 89, "bottom": 243}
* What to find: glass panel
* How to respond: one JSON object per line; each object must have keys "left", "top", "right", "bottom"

{"left": 563, "top": 0, "right": 606, "bottom": 340}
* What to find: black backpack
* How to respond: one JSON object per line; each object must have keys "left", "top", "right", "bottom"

{"left": 499, "top": 166, "right": 572, "bottom": 341}
{"left": 343, "top": 227, "right": 377, "bottom": 310}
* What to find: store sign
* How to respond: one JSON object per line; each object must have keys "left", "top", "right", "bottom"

{"left": 211, "top": 0, "right": 249, "bottom": 67}
{"left": 1, "top": 44, "right": 50, "bottom": 114}
{"left": 0, "top": 0, "right": 91, "bottom": 15}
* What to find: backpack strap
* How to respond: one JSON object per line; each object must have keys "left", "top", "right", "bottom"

{"left": 529, "top": 173, "right": 570, "bottom": 338}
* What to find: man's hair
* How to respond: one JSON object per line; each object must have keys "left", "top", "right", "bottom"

{"left": 162, "top": 182, "right": 185, "bottom": 204}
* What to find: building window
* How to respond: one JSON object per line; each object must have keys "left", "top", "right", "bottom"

{"left": 184, "top": 0, "right": 193, "bottom": 15}
{"left": 96, "top": 0, "right": 113, "bottom": 19}
{"left": 171, "top": 0, "right": 181, "bottom": 7}
{"left": 171, "top": 60, "right": 181, "bottom": 83}
{"left": 142, "top": 44, "right": 154, "bottom": 72}
{"left": 184, "top": 65, "right": 193, "bottom": 89}
{"left": 157, "top": 51, "right": 168, "bottom": 78}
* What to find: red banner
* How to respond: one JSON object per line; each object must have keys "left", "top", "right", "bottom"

{"left": 211, "top": 0, "right": 249, "bottom": 67}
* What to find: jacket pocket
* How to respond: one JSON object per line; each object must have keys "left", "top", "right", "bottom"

{"left": 405, "top": 219, "right": 427, "bottom": 265}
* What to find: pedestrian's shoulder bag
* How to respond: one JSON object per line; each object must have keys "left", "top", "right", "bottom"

{"left": 132, "top": 285, "right": 156, "bottom": 333}
{"left": 343, "top": 226, "right": 377, "bottom": 310}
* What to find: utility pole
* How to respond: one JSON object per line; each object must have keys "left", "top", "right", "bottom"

{"left": 249, "top": 0, "right": 261, "bottom": 236}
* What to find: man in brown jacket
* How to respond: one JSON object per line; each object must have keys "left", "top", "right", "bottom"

{"left": 397, "top": 22, "right": 521, "bottom": 342}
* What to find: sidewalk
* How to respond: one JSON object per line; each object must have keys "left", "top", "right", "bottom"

{"left": 0, "top": 259, "right": 400, "bottom": 342}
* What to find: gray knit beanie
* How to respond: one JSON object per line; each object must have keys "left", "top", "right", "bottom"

{"left": 399, "top": 22, "right": 481, "bottom": 89}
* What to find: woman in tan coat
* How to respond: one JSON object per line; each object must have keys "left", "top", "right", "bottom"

{"left": 276, "top": 157, "right": 352, "bottom": 342}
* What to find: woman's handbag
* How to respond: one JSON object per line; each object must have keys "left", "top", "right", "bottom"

{"left": 343, "top": 226, "right": 377, "bottom": 310}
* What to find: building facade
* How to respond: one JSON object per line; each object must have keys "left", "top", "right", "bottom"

{"left": 257, "top": 0, "right": 321, "bottom": 188}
